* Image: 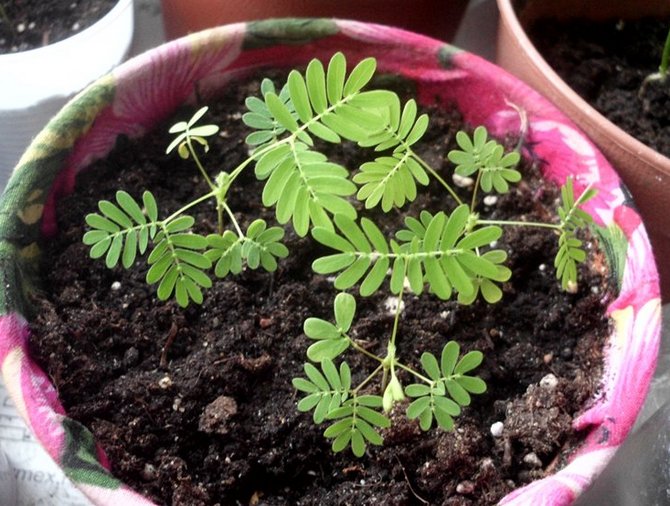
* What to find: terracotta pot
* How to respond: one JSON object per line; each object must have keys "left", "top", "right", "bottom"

{"left": 0, "top": 0, "right": 134, "bottom": 190}
{"left": 0, "top": 18, "right": 661, "bottom": 506}
{"left": 496, "top": 0, "right": 670, "bottom": 302}
{"left": 160, "top": 0, "right": 469, "bottom": 41}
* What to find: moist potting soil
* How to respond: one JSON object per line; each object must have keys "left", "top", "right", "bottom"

{"left": 529, "top": 16, "right": 670, "bottom": 159}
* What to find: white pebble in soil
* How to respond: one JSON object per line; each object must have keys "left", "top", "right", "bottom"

{"left": 158, "top": 376, "right": 172, "bottom": 389}
{"left": 540, "top": 373, "right": 558, "bottom": 389}
{"left": 456, "top": 480, "right": 475, "bottom": 495}
{"left": 111, "top": 281, "right": 122, "bottom": 291}
{"left": 490, "top": 421, "right": 504, "bottom": 437}
{"left": 384, "top": 296, "right": 404, "bottom": 315}
{"left": 483, "top": 195, "right": 498, "bottom": 206}
{"left": 523, "top": 452, "right": 543, "bottom": 468}
{"left": 452, "top": 173, "right": 474, "bottom": 188}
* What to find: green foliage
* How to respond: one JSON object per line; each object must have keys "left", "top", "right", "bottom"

{"left": 303, "top": 292, "right": 355, "bottom": 362}
{"left": 205, "top": 219, "right": 288, "bottom": 277}
{"left": 555, "top": 178, "right": 596, "bottom": 290}
{"left": 312, "top": 205, "right": 508, "bottom": 302}
{"left": 146, "top": 217, "right": 211, "bottom": 308}
{"left": 243, "top": 79, "right": 296, "bottom": 147}
{"left": 323, "top": 394, "right": 390, "bottom": 457}
{"left": 405, "top": 341, "right": 487, "bottom": 431}
{"left": 293, "top": 359, "right": 351, "bottom": 423}
{"left": 166, "top": 106, "right": 220, "bottom": 159}
{"left": 293, "top": 359, "right": 389, "bottom": 457}
{"left": 83, "top": 191, "right": 159, "bottom": 269}
{"left": 448, "top": 126, "right": 521, "bottom": 193}
{"left": 354, "top": 99, "right": 431, "bottom": 211}
{"left": 255, "top": 143, "right": 357, "bottom": 237}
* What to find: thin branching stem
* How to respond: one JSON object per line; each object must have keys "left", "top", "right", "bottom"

{"left": 352, "top": 363, "right": 385, "bottom": 395}
{"left": 395, "top": 362, "right": 433, "bottom": 384}
{"left": 413, "top": 153, "right": 464, "bottom": 205}
{"left": 187, "top": 138, "right": 215, "bottom": 190}
{"left": 470, "top": 171, "right": 482, "bottom": 211}
{"left": 222, "top": 202, "right": 244, "bottom": 238}
{"left": 477, "top": 219, "right": 561, "bottom": 230}
{"left": 350, "top": 339, "right": 385, "bottom": 363}
{"left": 660, "top": 26, "right": 670, "bottom": 77}
{"left": 164, "top": 189, "right": 217, "bottom": 223}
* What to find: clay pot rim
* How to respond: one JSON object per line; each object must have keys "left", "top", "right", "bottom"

{"left": 496, "top": 0, "right": 670, "bottom": 173}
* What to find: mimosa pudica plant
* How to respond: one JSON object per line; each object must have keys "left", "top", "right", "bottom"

{"left": 82, "top": 52, "right": 597, "bottom": 457}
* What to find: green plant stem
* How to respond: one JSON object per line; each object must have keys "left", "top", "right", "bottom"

{"left": 350, "top": 339, "right": 385, "bottom": 363}
{"left": 412, "top": 152, "right": 464, "bottom": 205}
{"left": 470, "top": 171, "right": 482, "bottom": 212}
{"left": 477, "top": 219, "right": 561, "bottom": 230}
{"left": 352, "top": 363, "right": 384, "bottom": 395}
{"left": 395, "top": 362, "right": 433, "bottom": 384}
{"left": 222, "top": 202, "right": 244, "bottom": 238}
{"left": 660, "top": 26, "right": 670, "bottom": 77}
{"left": 187, "top": 138, "right": 215, "bottom": 190}
{"left": 164, "top": 189, "right": 217, "bottom": 223}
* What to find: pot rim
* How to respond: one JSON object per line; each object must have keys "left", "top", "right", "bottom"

{"left": 0, "top": 0, "right": 133, "bottom": 61}
{"left": 495, "top": 0, "right": 670, "bottom": 173}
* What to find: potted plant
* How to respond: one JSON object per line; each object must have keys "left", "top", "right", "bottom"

{"left": 0, "top": 0, "right": 134, "bottom": 189}
{"left": 496, "top": 0, "right": 670, "bottom": 302}
{"left": 0, "top": 18, "right": 661, "bottom": 506}
{"left": 159, "top": 0, "right": 468, "bottom": 41}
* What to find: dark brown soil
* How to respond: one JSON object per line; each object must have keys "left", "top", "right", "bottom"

{"left": 29, "top": 74, "right": 612, "bottom": 505}
{"left": 528, "top": 16, "right": 670, "bottom": 159}
{"left": 0, "top": 0, "right": 117, "bottom": 54}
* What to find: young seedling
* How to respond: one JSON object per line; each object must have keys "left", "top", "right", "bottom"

{"left": 83, "top": 52, "right": 597, "bottom": 456}
{"left": 639, "top": 25, "right": 670, "bottom": 97}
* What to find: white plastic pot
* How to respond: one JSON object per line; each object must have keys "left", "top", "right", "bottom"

{"left": 0, "top": 0, "right": 134, "bottom": 190}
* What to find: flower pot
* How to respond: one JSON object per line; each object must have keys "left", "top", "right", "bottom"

{"left": 0, "top": 0, "right": 134, "bottom": 190}
{"left": 496, "top": 0, "right": 670, "bottom": 302}
{"left": 0, "top": 18, "right": 661, "bottom": 506}
{"left": 159, "top": 0, "right": 468, "bottom": 41}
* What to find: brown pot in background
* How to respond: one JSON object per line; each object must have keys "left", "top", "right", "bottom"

{"left": 496, "top": 0, "right": 670, "bottom": 302}
{"left": 160, "top": 0, "right": 469, "bottom": 41}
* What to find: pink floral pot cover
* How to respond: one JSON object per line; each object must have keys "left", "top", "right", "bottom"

{"left": 0, "top": 19, "right": 660, "bottom": 506}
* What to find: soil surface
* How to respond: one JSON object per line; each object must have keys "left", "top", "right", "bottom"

{"left": 29, "top": 74, "right": 613, "bottom": 505}
{"left": 529, "top": 16, "right": 670, "bottom": 159}
{"left": 0, "top": 0, "right": 117, "bottom": 54}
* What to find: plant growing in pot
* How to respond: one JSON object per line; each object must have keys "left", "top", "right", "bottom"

{"left": 0, "top": 18, "right": 661, "bottom": 506}
{"left": 496, "top": 0, "right": 670, "bottom": 302}
{"left": 0, "top": 0, "right": 134, "bottom": 188}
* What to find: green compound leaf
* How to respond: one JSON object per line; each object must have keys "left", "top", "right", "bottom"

{"left": 293, "top": 360, "right": 351, "bottom": 423}
{"left": 206, "top": 219, "right": 288, "bottom": 278}
{"left": 146, "top": 221, "right": 211, "bottom": 308}
{"left": 405, "top": 341, "right": 486, "bottom": 431}
{"left": 303, "top": 292, "right": 355, "bottom": 362}
{"left": 243, "top": 79, "right": 297, "bottom": 148}
{"left": 166, "top": 106, "right": 220, "bottom": 158}
{"left": 555, "top": 177, "right": 597, "bottom": 290}
{"left": 312, "top": 215, "right": 391, "bottom": 296}
{"left": 83, "top": 191, "right": 160, "bottom": 269}
{"left": 324, "top": 393, "right": 389, "bottom": 457}
{"left": 312, "top": 207, "right": 507, "bottom": 301}
{"left": 352, "top": 98, "right": 430, "bottom": 212}
{"left": 255, "top": 142, "right": 357, "bottom": 237}
{"left": 448, "top": 126, "right": 521, "bottom": 194}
